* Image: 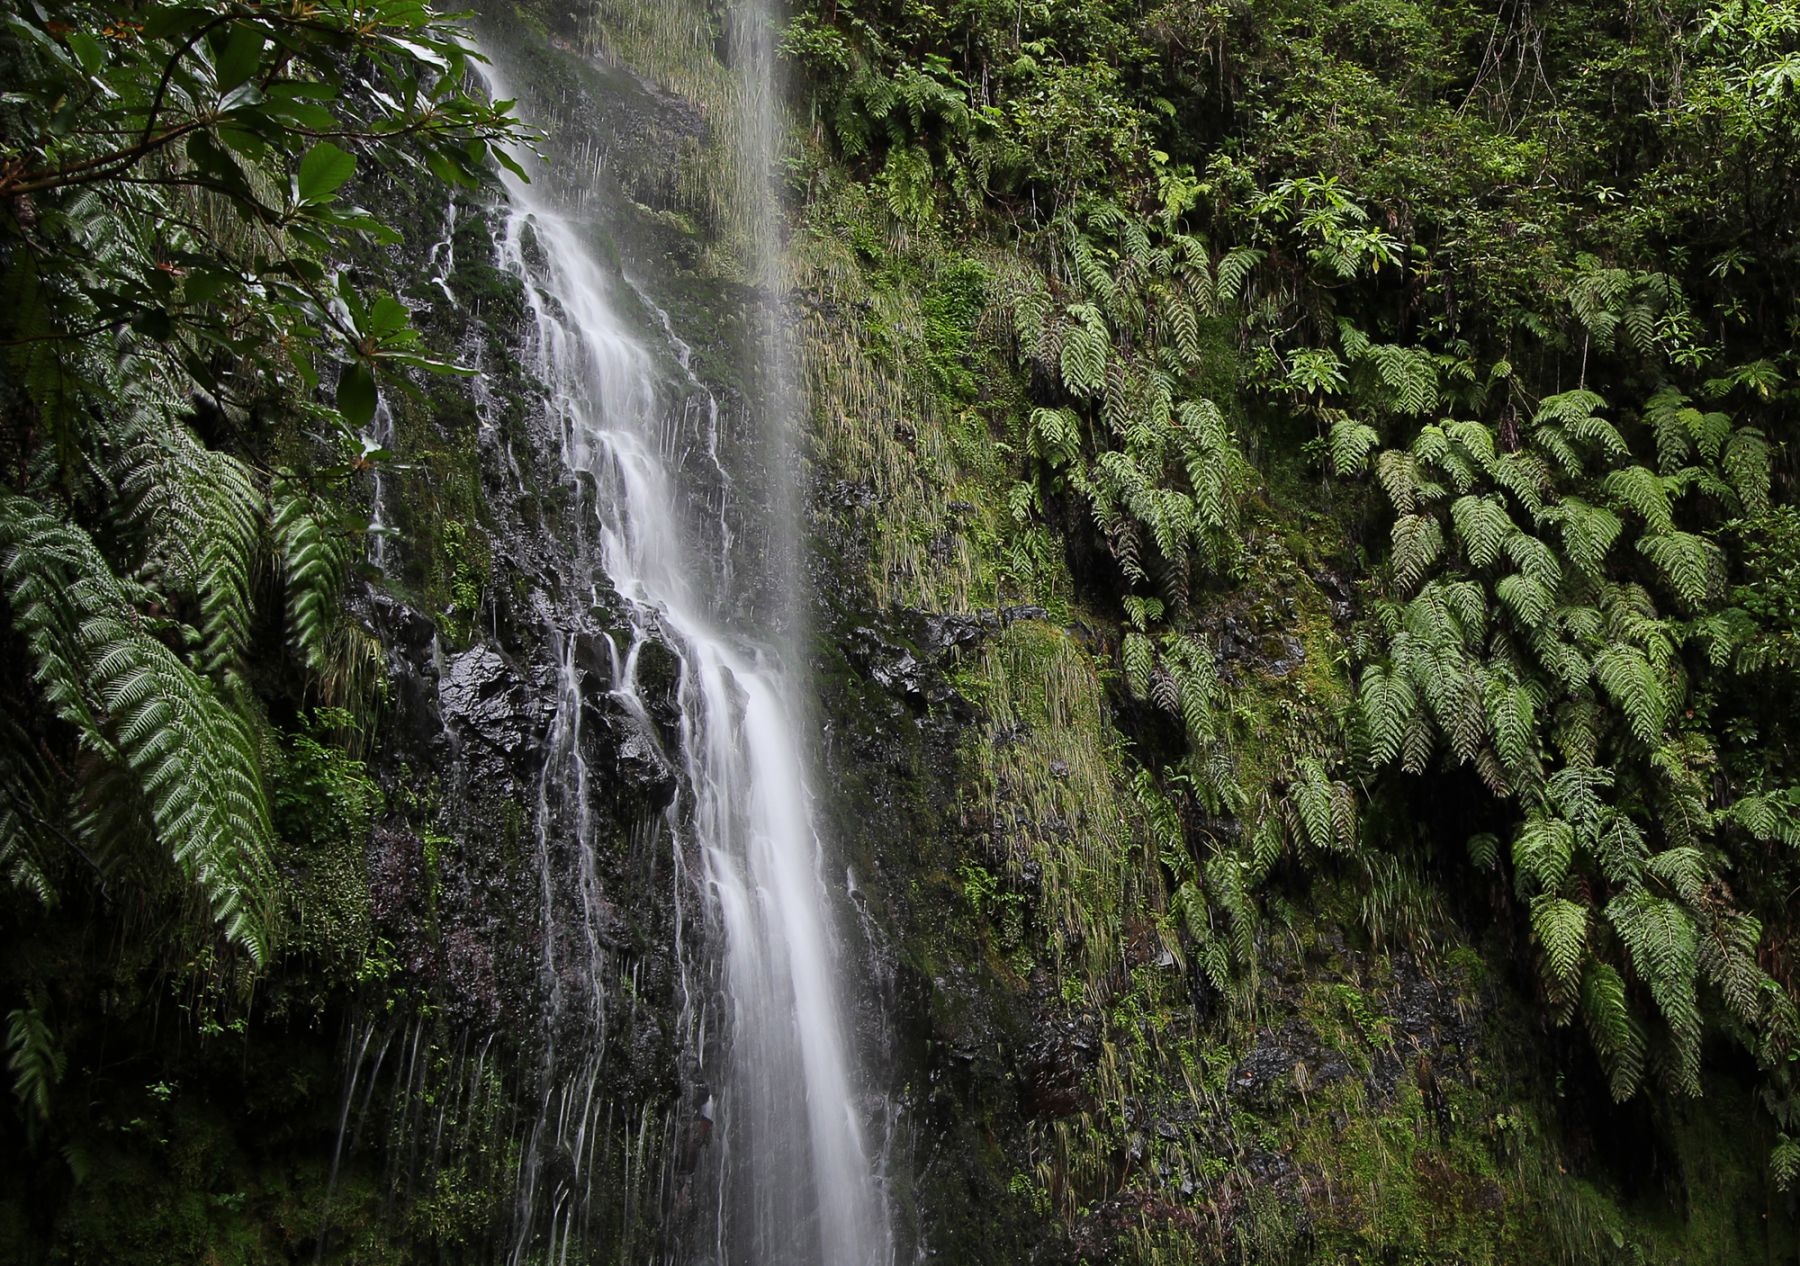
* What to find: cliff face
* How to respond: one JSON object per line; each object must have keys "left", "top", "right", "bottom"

{"left": 3, "top": 3, "right": 1796, "bottom": 1264}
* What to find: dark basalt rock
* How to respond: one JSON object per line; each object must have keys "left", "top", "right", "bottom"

{"left": 439, "top": 644, "right": 543, "bottom": 777}
{"left": 609, "top": 717, "right": 679, "bottom": 808}
{"left": 631, "top": 635, "right": 684, "bottom": 730}
{"left": 1017, "top": 1014, "right": 1100, "bottom": 1119}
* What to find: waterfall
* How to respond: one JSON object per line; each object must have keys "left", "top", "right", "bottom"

{"left": 478, "top": 32, "right": 893, "bottom": 1264}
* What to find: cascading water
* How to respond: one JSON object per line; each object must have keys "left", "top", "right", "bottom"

{"left": 478, "top": 31, "right": 893, "bottom": 1264}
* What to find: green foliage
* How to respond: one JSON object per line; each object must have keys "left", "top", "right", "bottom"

{"left": 1006, "top": 199, "right": 1251, "bottom": 589}
{"left": 272, "top": 476, "right": 356, "bottom": 674}
{"left": 0, "top": 492, "right": 277, "bottom": 959}
{"left": 0, "top": 4, "right": 517, "bottom": 961}
{"left": 784, "top": 0, "right": 1800, "bottom": 1219}
{"left": 1348, "top": 378, "right": 1795, "bottom": 1114}
{"left": 4, "top": 1006, "right": 64, "bottom": 1124}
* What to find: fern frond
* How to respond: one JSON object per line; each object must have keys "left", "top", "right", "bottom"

{"left": 1122, "top": 630, "right": 1154, "bottom": 700}
{"left": 1328, "top": 418, "right": 1380, "bottom": 476}
{"left": 1604, "top": 466, "right": 1675, "bottom": 534}
{"left": 1727, "top": 793, "right": 1800, "bottom": 846}
{"left": 1452, "top": 494, "right": 1516, "bottom": 568}
{"left": 1503, "top": 532, "right": 1563, "bottom": 590}
{"left": 1546, "top": 498, "right": 1623, "bottom": 576}
{"left": 1513, "top": 815, "right": 1575, "bottom": 892}
{"left": 0, "top": 495, "right": 276, "bottom": 960}
{"left": 1391, "top": 513, "right": 1444, "bottom": 591}
{"left": 4, "top": 1007, "right": 63, "bottom": 1122}
{"left": 1359, "top": 663, "right": 1417, "bottom": 766}
{"left": 1580, "top": 960, "right": 1647, "bottom": 1101}
{"left": 273, "top": 478, "right": 354, "bottom": 675}
{"left": 1724, "top": 428, "right": 1772, "bottom": 515}
{"left": 1637, "top": 531, "right": 1721, "bottom": 610}
{"left": 1376, "top": 449, "right": 1419, "bottom": 513}
{"left": 1606, "top": 885, "right": 1702, "bottom": 1094}
{"left": 1592, "top": 644, "right": 1669, "bottom": 744}
{"left": 1531, "top": 893, "right": 1588, "bottom": 995}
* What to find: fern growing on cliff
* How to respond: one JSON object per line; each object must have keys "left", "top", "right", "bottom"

{"left": 1006, "top": 201, "right": 1249, "bottom": 614}
{"left": 1342, "top": 367, "right": 1797, "bottom": 1104}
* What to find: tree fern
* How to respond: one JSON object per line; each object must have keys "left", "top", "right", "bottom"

{"left": 1376, "top": 449, "right": 1419, "bottom": 513}
{"left": 1028, "top": 406, "right": 1082, "bottom": 469}
{"left": 1204, "top": 853, "right": 1256, "bottom": 966}
{"left": 1214, "top": 246, "right": 1262, "bottom": 304}
{"left": 1121, "top": 630, "right": 1155, "bottom": 700}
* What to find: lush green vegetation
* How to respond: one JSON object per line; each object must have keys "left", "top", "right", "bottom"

{"left": 0, "top": 0, "right": 516, "bottom": 1214}
{"left": 5, "top": 0, "right": 1800, "bottom": 1261}
{"left": 786, "top": 0, "right": 1800, "bottom": 1204}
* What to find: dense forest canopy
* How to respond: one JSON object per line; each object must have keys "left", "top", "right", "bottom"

{"left": 3, "top": 0, "right": 1800, "bottom": 1261}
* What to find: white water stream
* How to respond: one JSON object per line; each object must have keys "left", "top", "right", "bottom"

{"left": 480, "top": 40, "right": 892, "bottom": 1265}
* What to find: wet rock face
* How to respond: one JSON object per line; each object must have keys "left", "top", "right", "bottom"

{"left": 568, "top": 628, "right": 682, "bottom": 808}
{"left": 842, "top": 603, "right": 1056, "bottom": 707}
{"left": 1018, "top": 1013, "right": 1100, "bottom": 1119}
{"left": 608, "top": 718, "right": 680, "bottom": 808}
{"left": 439, "top": 644, "right": 543, "bottom": 777}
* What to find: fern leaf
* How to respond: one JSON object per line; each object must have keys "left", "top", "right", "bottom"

{"left": 1451, "top": 494, "right": 1515, "bottom": 569}
{"left": 1724, "top": 428, "right": 1772, "bottom": 515}
{"left": 1329, "top": 419, "right": 1380, "bottom": 476}
{"left": 273, "top": 478, "right": 353, "bottom": 675}
{"left": 1513, "top": 816, "right": 1576, "bottom": 892}
{"left": 1391, "top": 513, "right": 1444, "bottom": 591}
{"left": 1604, "top": 466, "right": 1675, "bottom": 534}
{"left": 1548, "top": 498, "right": 1623, "bottom": 576}
{"left": 1359, "top": 663, "right": 1417, "bottom": 766}
{"left": 0, "top": 495, "right": 276, "bottom": 961}
{"left": 1580, "top": 960, "right": 1647, "bottom": 1102}
{"left": 1504, "top": 532, "right": 1563, "bottom": 589}
{"left": 1122, "top": 630, "right": 1155, "bottom": 701}
{"left": 4, "top": 1008, "right": 63, "bottom": 1122}
{"left": 1592, "top": 645, "right": 1668, "bottom": 744}
{"left": 1531, "top": 894, "right": 1589, "bottom": 994}
{"left": 1637, "top": 531, "right": 1721, "bottom": 610}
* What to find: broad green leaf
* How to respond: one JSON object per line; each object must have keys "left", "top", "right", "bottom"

{"left": 296, "top": 142, "right": 356, "bottom": 205}
{"left": 65, "top": 30, "right": 104, "bottom": 75}
{"left": 336, "top": 361, "right": 377, "bottom": 429}
{"left": 215, "top": 23, "right": 265, "bottom": 95}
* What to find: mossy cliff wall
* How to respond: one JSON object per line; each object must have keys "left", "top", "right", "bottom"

{"left": 2, "top": 2, "right": 1795, "bottom": 1264}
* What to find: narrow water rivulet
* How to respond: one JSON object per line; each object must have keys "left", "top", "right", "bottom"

{"left": 479, "top": 35, "right": 894, "bottom": 1265}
